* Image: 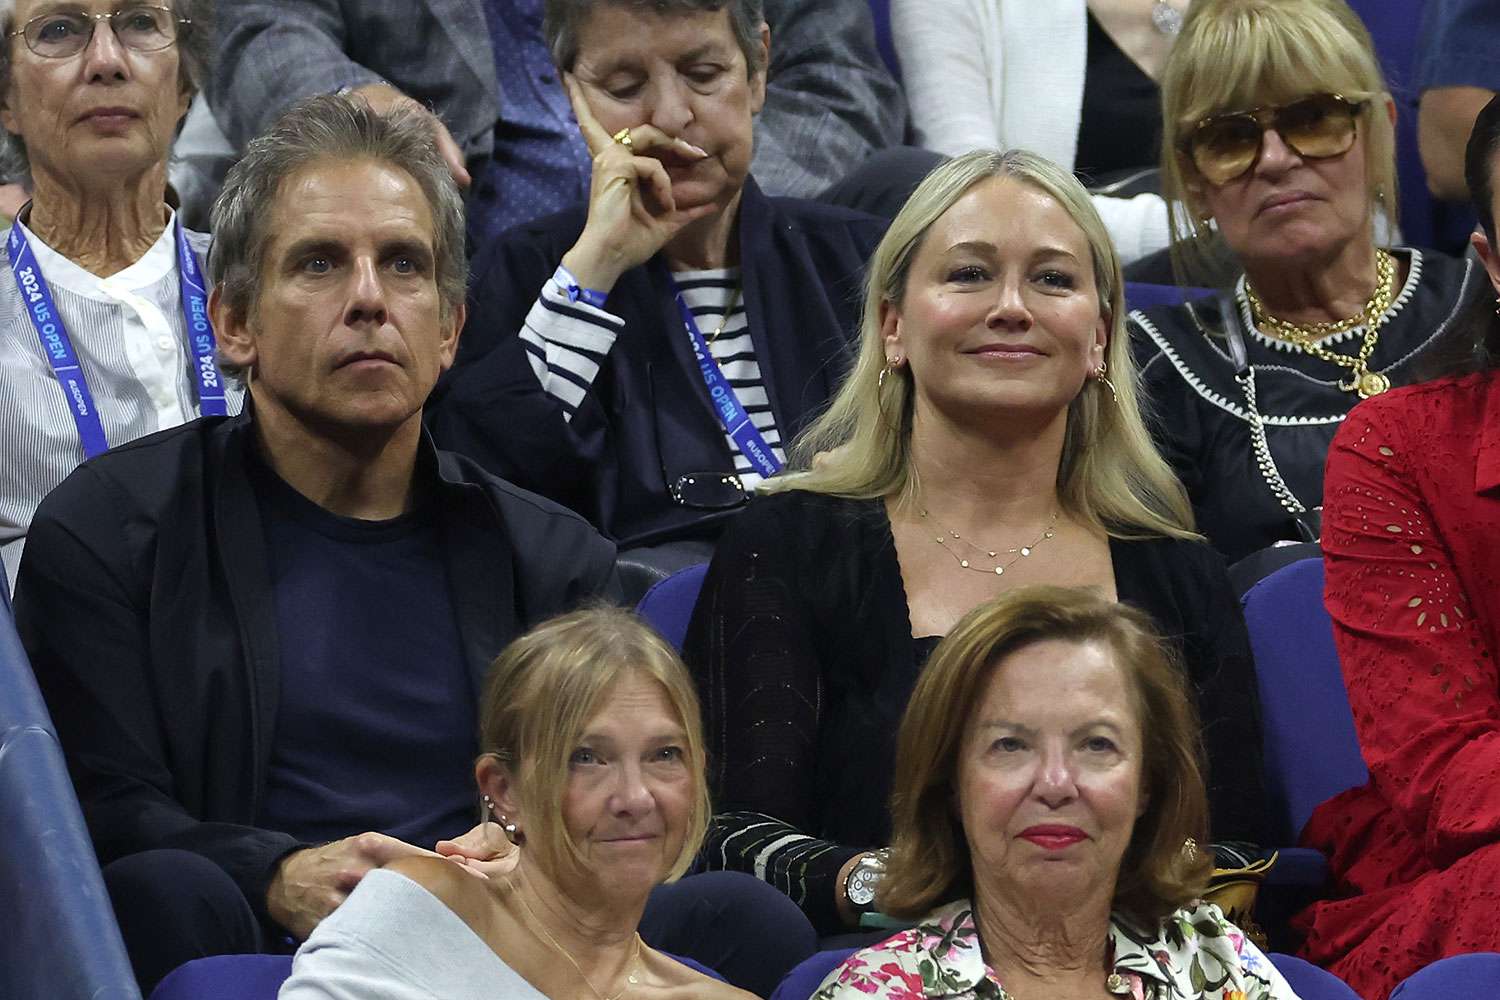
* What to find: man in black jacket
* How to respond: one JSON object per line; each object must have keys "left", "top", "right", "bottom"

{"left": 14, "top": 97, "right": 621, "bottom": 991}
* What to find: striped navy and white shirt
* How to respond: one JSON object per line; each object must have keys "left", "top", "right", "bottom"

{"left": 520, "top": 265, "right": 786, "bottom": 490}
{"left": 0, "top": 214, "right": 243, "bottom": 591}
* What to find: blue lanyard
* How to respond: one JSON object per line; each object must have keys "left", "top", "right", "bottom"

{"left": 671, "top": 283, "right": 782, "bottom": 480}
{"left": 9, "top": 217, "right": 227, "bottom": 460}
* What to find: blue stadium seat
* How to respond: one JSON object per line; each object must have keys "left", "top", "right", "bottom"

{"left": 866, "top": 0, "right": 899, "bottom": 82}
{"left": 1124, "top": 282, "right": 1212, "bottom": 312}
{"left": 635, "top": 563, "right": 710, "bottom": 652}
{"left": 771, "top": 946, "right": 1359, "bottom": 999}
{"left": 771, "top": 947, "right": 858, "bottom": 1000}
{"left": 0, "top": 600, "right": 141, "bottom": 999}
{"left": 151, "top": 951, "right": 725, "bottom": 999}
{"left": 1241, "top": 558, "right": 1368, "bottom": 847}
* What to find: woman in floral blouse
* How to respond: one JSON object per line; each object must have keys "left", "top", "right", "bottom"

{"left": 813, "top": 588, "right": 1300, "bottom": 1000}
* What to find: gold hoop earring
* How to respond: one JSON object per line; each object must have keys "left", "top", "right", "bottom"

{"left": 1094, "top": 362, "right": 1118, "bottom": 404}
{"left": 878, "top": 355, "right": 903, "bottom": 392}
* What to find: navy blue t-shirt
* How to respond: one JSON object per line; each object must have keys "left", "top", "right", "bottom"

{"left": 251, "top": 456, "right": 478, "bottom": 849}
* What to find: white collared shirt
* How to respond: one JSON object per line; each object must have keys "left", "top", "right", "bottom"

{"left": 0, "top": 212, "right": 243, "bottom": 592}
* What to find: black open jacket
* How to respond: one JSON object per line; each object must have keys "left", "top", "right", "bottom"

{"left": 15, "top": 410, "right": 617, "bottom": 928}
{"left": 428, "top": 176, "right": 887, "bottom": 548}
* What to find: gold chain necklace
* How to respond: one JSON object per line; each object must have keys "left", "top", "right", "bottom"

{"left": 918, "top": 507, "right": 1059, "bottom": 576}
{"left": 507, "top": 877, "right": 642, "bottom": 1000}
{"left": 1243, "top": 249, "right": 1399, "bottom": 399}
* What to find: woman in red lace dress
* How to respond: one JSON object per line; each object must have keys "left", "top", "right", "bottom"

{"left": 1295, "top": 94, "right": 1500, "bottom": 998}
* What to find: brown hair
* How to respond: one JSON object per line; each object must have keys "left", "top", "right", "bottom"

{"left": 877, "top": 587, "right": 1213, "bottom": 926}
{"left": 477, "top": 606, "right": 711, "bottom": 884}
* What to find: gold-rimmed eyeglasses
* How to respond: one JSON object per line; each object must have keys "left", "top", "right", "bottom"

{"left": 5, "top": 5, "right": 189, "bottom": 59}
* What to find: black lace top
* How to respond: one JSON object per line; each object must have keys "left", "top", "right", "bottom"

{"left": 683, "top": 490, "right": 1270, "bottom": 933}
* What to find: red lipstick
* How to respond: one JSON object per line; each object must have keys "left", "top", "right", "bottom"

{"left": 1019, "top": 825, "right": 1087, "bottom": 850}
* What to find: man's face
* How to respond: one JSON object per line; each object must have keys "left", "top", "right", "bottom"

{"left": 214, "top": 157, "right": 461, "bottom": 438}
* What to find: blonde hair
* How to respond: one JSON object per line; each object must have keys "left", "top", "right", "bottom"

{"left": 877, "top": 587, "right": 1213, "bottom": 927}
{"left": 765, "top": 149, "right": 1196, "bottom": 541}
{"left": 1160, "top": 0, "right": 1397, "bottom": 280}
{"left": 477, "top": 607, "right": 711, "bottom": 884}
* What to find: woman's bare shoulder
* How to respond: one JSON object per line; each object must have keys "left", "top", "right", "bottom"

{"left": 641, "top": 948, "right": 759, "bottom": 1000}
{"left": 381, "top": 856, "right": 498, "bottom": 933}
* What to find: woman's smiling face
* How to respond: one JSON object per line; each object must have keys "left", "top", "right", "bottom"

{"left": 882, "top": 176, "right": 1107, "bottom": 423}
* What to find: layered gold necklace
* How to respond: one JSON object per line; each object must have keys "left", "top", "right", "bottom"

{"left": 918, "top": 507, "right": 1059, "bottom": 576}
{"left": 508, "top": 876, "right": 642, "bottom": 1000}
{"left": 1243, "top": 248, "right": 1399, "bottom": 399}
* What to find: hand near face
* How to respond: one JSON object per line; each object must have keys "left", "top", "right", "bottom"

{"left": 348, "top": 83, "right": 471, "bottom": 190}
{"left": 267, "top": 832, "right": 440, "bottom": 940}
{"left": 560, "top": 72, "right": 717, "bottom": 291}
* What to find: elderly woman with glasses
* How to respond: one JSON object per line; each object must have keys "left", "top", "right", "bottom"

{"left": 0, "top": 0, "right": 234, "bottom": 593}
{"left": 1127, "top": 0, "right": 1479, "bottom": 564}
{"left": 427, "top": 0, "right": 884, "bottom": 564}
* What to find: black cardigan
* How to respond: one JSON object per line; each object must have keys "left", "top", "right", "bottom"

{"left": 427, "top": 177, "right": 887, "bottom": 549}
{"left": 14, "top": 412, "right": 617, "bottom": 928}
{"left": 683, "top": 490, "right": 1270, "bottom": 933}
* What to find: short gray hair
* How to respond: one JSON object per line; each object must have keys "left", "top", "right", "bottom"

{"left": 544, "top": 0, "right": 766, "bottom": 77}
{"left": 208, "top": 94, "right": 468, "bottom": 379}
{"left": 0, "top": 0, "right": 213, "bottom": 181}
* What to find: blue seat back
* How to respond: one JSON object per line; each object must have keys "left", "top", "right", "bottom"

{"left": 866, "top": 0, "right": 899, "bottom": 81}
{"left": 635, "top": 563, "right": 710, "bottom": 652}
{"left": 1240, "top": 558, "right": 1368, "bottom": 844}
{"left": 151, "top": 951, "right": 724, "bottom": 999}
{"left": 0, "top": 603, "right": 141, "bottom": 1000}
{"left": 1124, "top": 282, "right": 1212, "bottom": 313}
{"left": 771, "top": 947, "right": 859, "bottom": 1000}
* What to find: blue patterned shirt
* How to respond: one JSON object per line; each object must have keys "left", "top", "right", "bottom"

{"left": 470, "top": 0, "right": 592, "bottom": 240}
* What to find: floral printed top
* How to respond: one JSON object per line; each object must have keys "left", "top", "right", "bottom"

{"left": 811, "top": 899, "right": 1300, "bottom": 1000}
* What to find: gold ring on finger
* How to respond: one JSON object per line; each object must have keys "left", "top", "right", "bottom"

{"left": 611, "top": 127, "right": 633, "bottom": 149}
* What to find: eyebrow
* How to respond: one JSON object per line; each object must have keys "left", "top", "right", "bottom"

{"left": 972, "top": 719, "right": 1126, "bottom": 738}
{"left": 277, "top": 236, "right": 434, "bottom": 265}
{"left": 278, "top": 238, "right": 344, "bottom": 266}
{"left": 578, "top": 728, "right": 689, "bottom": 745}
{"left": 941, "top": 240, "right": 1082, "bottom": 263}
{"left": 592, "top": 40, "right": 731, "bottom": 75}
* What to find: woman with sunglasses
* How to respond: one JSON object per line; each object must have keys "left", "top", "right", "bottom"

{"left": 1128, "top": 0, "right": 1480, "bottom": 564}
{"left": 0, "top": 0, "right": 232, "bottom": 593}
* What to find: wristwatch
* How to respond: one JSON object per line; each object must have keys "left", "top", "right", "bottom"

{"left": 844, "top": 851, "right": 888, "bottom": 913}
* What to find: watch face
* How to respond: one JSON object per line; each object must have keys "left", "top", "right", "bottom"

{"left": 847, "top": 866, "right": 880, "bottom": 906}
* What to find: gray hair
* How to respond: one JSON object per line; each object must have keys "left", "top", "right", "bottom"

{"left": 0, "top": 0, "right": 213, "bottom": 181}
{"left": 544, "top": 0, "right": 767, "bottom": 77}
{"left": 208, "top": 94, "right": 468, "bottom": 379}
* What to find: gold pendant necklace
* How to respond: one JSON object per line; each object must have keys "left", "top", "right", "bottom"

{"left": 1244, "top": 249, "right": 1398, "bottom": 399}
{"left": 706, "top": 285, "right": 742, "bottom": 344}
{"left": 507, "top": 877, "right": 642, "bottom": 1000}
{"left": 918, "top": 507, "right": 1059, "bottom": 576}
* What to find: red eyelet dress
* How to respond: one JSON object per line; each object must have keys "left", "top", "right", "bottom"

{"left": 1295, "top": 371, "right": 1500, "bottom": 999}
